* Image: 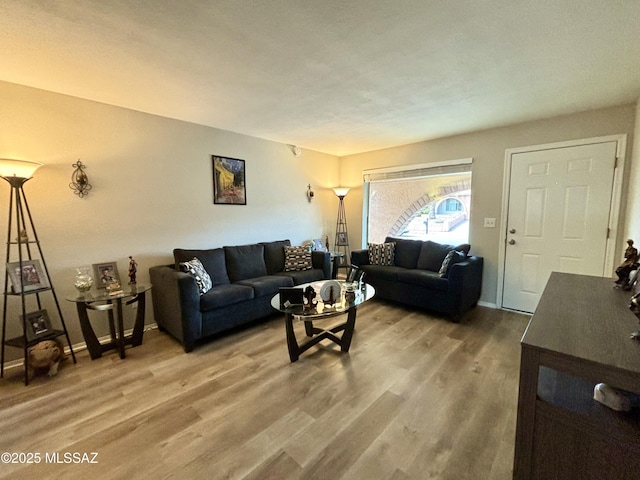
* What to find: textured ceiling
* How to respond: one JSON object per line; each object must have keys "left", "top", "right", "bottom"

{"left": 1, "top": 1, "right": 639, "bottom": 156}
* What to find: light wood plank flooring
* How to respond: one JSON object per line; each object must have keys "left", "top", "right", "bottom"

{"left": 0, "top": 300, "right": 529, "bottom": 480}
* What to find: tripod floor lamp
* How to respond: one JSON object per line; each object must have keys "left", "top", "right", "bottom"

{"left": 333, "top": 187, "right": 350, "bottom": 270}
{"left": 0, "top": 159, "right": 76, "bottom": 385}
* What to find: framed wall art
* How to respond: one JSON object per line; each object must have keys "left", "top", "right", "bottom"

{"left": 212, "top": 155, "right": 246, "bottom": 205}
{"left": 93, "top": 261, "right": 120, "bottom": 289}
{"left": 22, "top": 309, "right": 53, "bottom": 342}
{"left": 7, "top": 259, "right": 50, "bottom": 293}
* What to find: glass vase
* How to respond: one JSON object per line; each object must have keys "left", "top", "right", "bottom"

{"left": 74, "top": 266, "right": 93, "bottom": 292}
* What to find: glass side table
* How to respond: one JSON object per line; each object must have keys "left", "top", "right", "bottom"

{"left": 65, "top": 283, "right": 151, "bottom": 360}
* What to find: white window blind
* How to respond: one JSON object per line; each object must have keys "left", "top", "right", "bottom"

{"left": 363, "top": 158, "right": 472, "bottom": 183}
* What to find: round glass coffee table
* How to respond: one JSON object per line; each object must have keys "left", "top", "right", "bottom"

{"left": 271, "top": 280, "right": 375, "bottom": 362}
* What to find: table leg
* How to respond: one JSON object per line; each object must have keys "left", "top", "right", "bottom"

{"left": 130, "top": 292, "right": 145, "bottom": 347}
{"left": 304, "top": 320, "right": 314, "bottom": 337}
{"left": 115, "top": 299, "right": 125, "bottom": 359}
{"left": 107, "top": 305, "right": 117, "bottom": 343}
{"left": 340, "top": 306, "right": 357, "bottom": 352}
{"left": 285, "top": 313, "right": 300, "bottom": 362}
{"left": 75, "top": 303, "right": 103, "bottom": 360}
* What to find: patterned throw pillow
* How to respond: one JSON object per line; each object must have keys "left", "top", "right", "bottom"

{"left": 284, "top": 245, "right": 312, "bottom": 271}
{"left": 438, "top": 250, "right": 465, "bottom": 277}
{"left": 179, "top": 257, "right": 213, "bottom": 295}
{"left": 368, "top": 242, "right": 396, "bottom": 266}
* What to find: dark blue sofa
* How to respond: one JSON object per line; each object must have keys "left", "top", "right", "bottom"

{"left": 149, "top": 240, "right": 330, "bottom": 352}
{"left": 351, "top": 237, "right": 483, "bottom": 321}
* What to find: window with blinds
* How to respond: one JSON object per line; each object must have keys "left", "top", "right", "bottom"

{"left": 363, "top": 159, "right": 472, "bottom": 245}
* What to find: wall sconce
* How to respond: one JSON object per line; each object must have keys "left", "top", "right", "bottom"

{"left": 306, "top": 184, "right": 314, "bottom": 202}
{"left": 69, "top": 160, "right": 92, "bottom": 198}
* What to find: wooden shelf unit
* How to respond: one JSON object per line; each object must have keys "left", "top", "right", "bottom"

{"left": 513, "top": 272, "right": 640, "bottom": 479}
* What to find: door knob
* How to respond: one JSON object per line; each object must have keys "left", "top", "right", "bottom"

{"left": 508, "top": 239, "right": 516, "bottom": 245}
{"left": 509, "top": 228, "right": 516, "bottom": 234}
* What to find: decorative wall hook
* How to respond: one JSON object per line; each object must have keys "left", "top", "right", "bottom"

{"left": 70, "top": 160, "right": 92, "bottom": 198}
{"left": 290, "top": 145, "right": 302, "bottom": 157}
{"left": 306, "top": 184, "right": 314, "bottom": 202}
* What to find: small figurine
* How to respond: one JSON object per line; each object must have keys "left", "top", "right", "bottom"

{"left": 615, "top": 239, "right": 639, "bottom": 289}
{"left": 128, "top": 256, "right": 138, "bottom": 284}
{"left": 325, "top": 235, "right": 330, "bottom": 252}
{"left": 16, "top": 229, "right": 29, "bottom": 243}
{"left": 303, "top": 285, "right": 317, "bottom": 309}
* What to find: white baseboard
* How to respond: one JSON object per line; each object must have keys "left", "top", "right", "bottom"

{"left": 477, "top": 300, "right": 498, "bottom": 309}
{"left": 2, "top": 323, "right": 158, "bottom": 372}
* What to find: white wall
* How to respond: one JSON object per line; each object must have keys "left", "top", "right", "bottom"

{"left": 0, "top": 81, "right": 339, "bottom": 360}
{"left": 340, "top": 104, "right": 637, "bottom": 307}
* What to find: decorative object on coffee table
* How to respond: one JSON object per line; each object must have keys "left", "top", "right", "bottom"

{"left": 304, "top": 285, "right": 317, "bottom": 309}
{"left": 320, "top": 280, "right": 342, "bottom": 306}
{"left": 212, "top": 155, "right": 246, "bottom": 205}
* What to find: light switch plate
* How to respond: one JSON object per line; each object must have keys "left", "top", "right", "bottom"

{"left": 484, "top": 217, "right": 496, "bottom": 228}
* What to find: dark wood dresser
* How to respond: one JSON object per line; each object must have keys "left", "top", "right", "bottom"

{"left": 513, "top": 272, "right": 640, "bottom": 479}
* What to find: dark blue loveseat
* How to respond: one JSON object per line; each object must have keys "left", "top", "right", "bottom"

{"left": 351, "top": 237, "right": 483, "bottom": 321}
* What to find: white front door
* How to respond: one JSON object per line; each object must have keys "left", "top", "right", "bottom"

{"left": 502, "top": 141, "right": 618, "bottom": 313}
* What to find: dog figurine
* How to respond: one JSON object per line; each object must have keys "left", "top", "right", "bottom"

{"left": 26, "top": 339, "right": 67, "bottom": 379}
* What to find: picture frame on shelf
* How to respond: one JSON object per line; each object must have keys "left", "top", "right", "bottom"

{"left": 6, "top": 259, "right": 50, "bottom": 293}
{"left": 312, "top": 238, "right": 326, "bottom": 252}
{"left": 93, "top": 261, "right": 120, "bottom": 289}
{"left": 337, "top": 232, "right": 349, "bottom": 246}
{"left": 212, "top": 155, "right": 246, "bottom": 205}
{"left": 22, "top": 309, "right": 53, "bottom": 342}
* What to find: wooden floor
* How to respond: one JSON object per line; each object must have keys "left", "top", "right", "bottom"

{"left": 0, "top": 300, "right": 529, "bottom": 480}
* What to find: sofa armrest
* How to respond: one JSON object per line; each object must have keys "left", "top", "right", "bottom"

{"left": 351, "top": 249, "right": 370, "bottom": 266}
{"left": 312, "top": 251, "right": 331, "bottom": 279}
{"left": 149, "top": 264, "right": 202, "bottom": 352}
{"left": 447, "top": 256, "right": 484, "bottom": 310}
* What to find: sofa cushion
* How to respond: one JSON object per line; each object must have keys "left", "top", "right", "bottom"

{"left": 174, "top": 248, "right": 230, "bottom": 286}
{"left": 416, "top": 241, "right": 454, "bottom": 271}
{"left": 397, "top": 269, "right": 449, "bottom": 292}
{"left": 454, "top": 243, "right": 471, "bottom": 256}
{"left": 224, "top": 244, "right": 268, "bottom": 282}
{"left": 385, "top": 237, "right": 423, "bottom": 269}
{"left": 360, "top": 264, "right": 405, "bottom": 282}
{"left": 178, "top": 257, "right": 213, "bottom": 295}
{"left": 261, "top": 239, "right": 291, "bottom": 274}
{"left": 439, "top": 250, "right": 466, "bottom": 277}
{"left": 237, "top": 275, "right": 293, "bottom": 297}
{"left": 368, "top": 242, "right": 395, "bottom": 266}
{"left": 200, "top": 284, "right": 255, "bottom": 311}
{"left": 283, "top": 245, "right": 312, "bottom": 271}
{"left": 277, "top": 269, "right": 324, "bottom": 285}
